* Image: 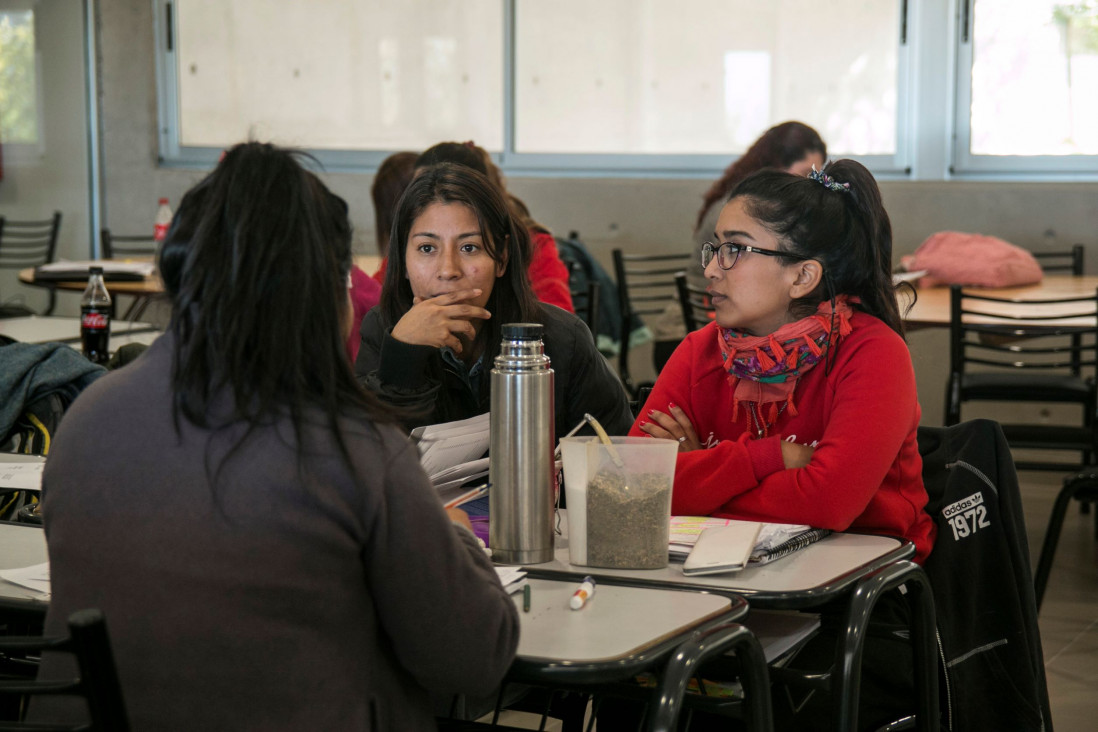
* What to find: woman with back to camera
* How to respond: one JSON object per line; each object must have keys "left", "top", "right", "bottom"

{"left": 632, "top": 159, "right": 935, "bottom": 729}
{"left": 355, "top": 162, "right": 632, "bottom": 442}
{"left": 37, "top": 143, "right": 518, "bottom": 731}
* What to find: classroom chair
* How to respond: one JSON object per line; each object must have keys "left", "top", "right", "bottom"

{"left": 0, "top": 212, "right": 63, "bottom": 317}
{"left": 916, "top": 418, "right": 1052, "bottom": 731}
{"left": 611, "top": 249, "right": 691, "bottom": 397}
{"left": 674, "top": 272, "right": 714, "bottom": 333}
{"left": 1032, "top": 467, "right": 1098, "bottom": 609}
{"left": 945, "top": 284, "right": 1098, "bottom": 471}
{"left": 0, "top": 608, "right": 130, "bottom": 730}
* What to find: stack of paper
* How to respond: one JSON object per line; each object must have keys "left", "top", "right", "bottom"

{"left": 494, "top": 566, "right": 527, "bottom": 595}
{"left": 669, "top": 516, "right": 829, "bottom": 566}
{"left": 35, "top": 260, "right": 156, "bottom": 281}
{"left": 0, "top": 562, "right": 51, "bottom": 598}
{"left": 412, "top": 413, "right": 491, "bottom": 494}
{"left": 0, "top": 461, "right": 44, "bottom": 491}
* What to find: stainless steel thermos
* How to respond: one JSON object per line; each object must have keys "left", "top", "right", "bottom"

{"left": 489, "top": 323, "right": 555, "bottom": 564}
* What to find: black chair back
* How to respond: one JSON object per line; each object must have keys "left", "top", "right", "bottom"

{"left": 674, "top": 272, "right": 713, "bottom": 333}
{"left": 570, "top": 280, "right": 600, "bottom": 334}
{"left": 612, "top": 249, "right": 691, "bottom": 396}
{"left": 100, "top": 229, "right": 158, "bottom": 260}
{"left": 0, "top": 608, "right": 130, "bottom": 731}
{"left": 946, "top": 284, "right": 1098, "bottom": 470}
{"left": 1032, "top": 243, "right": 1084, "bottom": 274}
{"left": 0, "top": 212, "right": 63, "bottom": 316}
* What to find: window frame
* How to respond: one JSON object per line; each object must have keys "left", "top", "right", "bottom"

{"left": 155, "top": 0, "right": 1098, "bottom": 181}
{"left": 950, "top": 0, "right": 1098, "bottom": 179}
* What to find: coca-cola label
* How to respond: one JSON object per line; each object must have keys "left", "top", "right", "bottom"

{"left": 154, "top": 222, "right": 169, "bottom": 242}
{"left": 82, "top": 311, "right": 109, "bottom": 330}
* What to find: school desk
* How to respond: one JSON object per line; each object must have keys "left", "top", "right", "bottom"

{"left": 521, "top": 516, "right": 937, "bottom": 732}
{"left": 0, "top": 315, "right": 160, "bottom": 348}
{"left": 902, "top": 274, "right": 1098, "bottom": 328}
{"left": 0, "top": 522, "right": 48, "bottom": 617}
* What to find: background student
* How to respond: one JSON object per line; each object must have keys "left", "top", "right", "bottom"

{"left": 632, "top": 159, "right": 935, "bottom": 728}
{"left": 37, "top": 143, "right": 518, "bottom": 731}
{"left": 355, "top": 162, "right": 632, "bottom": 442}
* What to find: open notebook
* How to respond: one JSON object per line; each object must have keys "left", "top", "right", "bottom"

{"left": 670, "top": 516, "right": 831, "bottom": 571}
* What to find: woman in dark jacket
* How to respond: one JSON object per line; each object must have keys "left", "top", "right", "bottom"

{"left": 355, "top": 162, "right": 632, "bottom": 442}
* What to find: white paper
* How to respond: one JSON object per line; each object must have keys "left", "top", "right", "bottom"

{"left": 0, "top": 562, "right": 51, "bottom": 597}
{"left": 495, "top": 566, "right": 527, "bottom": 594}
{"left": 415, "top": 413, "right": 490, "bottom": 479}
{"left": 0, "top": 461, "right": 45, "bottom": 491}
{"left": 37, "top": 259, "right": 155, "bottom": 276}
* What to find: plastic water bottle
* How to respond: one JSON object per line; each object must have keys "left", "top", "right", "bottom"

{"left": 154, "top": 198, "right": 172, "bottom": 242}
{"left": 489, "top": 323, "right": 556, "bottom": 564}
{"left": 81, "top": 266, "right": 112, "bottom": 365}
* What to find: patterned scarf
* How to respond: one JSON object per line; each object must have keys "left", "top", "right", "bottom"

{"left": 717, "top": 296, "right": 856, "bottom": 436}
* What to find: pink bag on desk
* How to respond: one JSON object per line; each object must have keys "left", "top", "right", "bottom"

{"left": 900, "top": 231, "right": 1043, "bottom": 288}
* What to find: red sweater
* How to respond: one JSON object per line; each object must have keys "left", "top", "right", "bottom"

{"left": 528, "top": 230, "right": 574, "bottom": 313}
{"left": 366, "top": 230, "right": 573, "bottom": 313}
{"left": 629, "top": 312, "right": 936, "bottom": 563}
{"left": 347, "top": 265, "right": 381, "bottom": 362}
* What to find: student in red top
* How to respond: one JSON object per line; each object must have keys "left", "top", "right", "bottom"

{"left": 628, "top": 159, "right": 936, "bottom": 728}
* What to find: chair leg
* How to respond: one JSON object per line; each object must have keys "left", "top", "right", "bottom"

{"left": 1033, "top": 472, "right": 1098, "bottom": 610}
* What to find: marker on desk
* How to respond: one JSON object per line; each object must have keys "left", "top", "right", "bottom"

{"left": 523, "top": 583, "right": 531, "bottom": 613}
{"left": 570, "top": 576, "right": 596, "bottom": 610}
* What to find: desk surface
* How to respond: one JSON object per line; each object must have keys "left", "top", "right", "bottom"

{"left": 524, "top": 527, "right": 911, "bottom": 610}
{"left": 516, "top": 577, "right": 739, "bottom": 667}
{"left": 0, "top": 315, "right": 160, "bottom": 345}
{"left": 0, "top": 523, "right": 49, "bottom": 613}
{"left": 19, "top": 267, "right": 164, "bottom": 296}
{"left": 903, "top": 275, "right": 1098, "bottom": 328}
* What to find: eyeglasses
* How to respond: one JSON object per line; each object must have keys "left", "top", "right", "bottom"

{"left": 701, "top": 241, "right": 809, "bottom": 270}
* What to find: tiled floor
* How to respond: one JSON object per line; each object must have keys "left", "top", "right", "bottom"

{"left": 494, "top": 467, "right": 1098, "bottom": 731}
{"left": 1019, "top": 468, "right": 1098, "bottom": 732}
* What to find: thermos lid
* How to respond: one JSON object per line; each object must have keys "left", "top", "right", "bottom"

{"left": 502, "top": 323, "right": 543, "bottom": 340}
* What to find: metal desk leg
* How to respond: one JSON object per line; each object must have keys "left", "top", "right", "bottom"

{"left": 834, "top": 560, "right": 937, "bottom": 732}
{"left": 650, "top": 622, "right": 773, "bottom": 732}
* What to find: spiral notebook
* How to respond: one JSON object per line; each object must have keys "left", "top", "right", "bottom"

{"left": 669, "top": 516, "right": 831, "bottom": 568}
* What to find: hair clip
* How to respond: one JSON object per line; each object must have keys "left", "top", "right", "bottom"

{"left": 809, "top": 165, "right": 851, "bottom": 193}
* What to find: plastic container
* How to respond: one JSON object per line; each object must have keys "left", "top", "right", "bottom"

{"left": 560, "top": 436, "right": 677, "bottom": 569}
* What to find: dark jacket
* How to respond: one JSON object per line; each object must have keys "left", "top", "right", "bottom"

{"left": 918, "top": 420, "right": 1052, "bottom": 732}
{"left": 355, "top": 304, "right": 634, "bottom": 442}
{"left": 38, "top": 335, "right": 519, "bottom": 731}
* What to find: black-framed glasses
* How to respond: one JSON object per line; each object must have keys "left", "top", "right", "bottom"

{"left": 701, "top": 241, "right": 809, "bottom": 270}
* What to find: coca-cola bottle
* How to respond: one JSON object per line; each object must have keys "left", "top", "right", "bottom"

{"left": 154, "top": 198, "right": 172, "bottom": 242}
{"left": 81, "top": 266, "right": 112, "bottom": 365}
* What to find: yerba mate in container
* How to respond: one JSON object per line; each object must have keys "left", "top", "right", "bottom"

{"left": 560, "top": 436, "right": 677, "bottom": 569}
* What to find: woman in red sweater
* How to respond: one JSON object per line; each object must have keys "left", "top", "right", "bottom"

{"left": 629, "top": 159, "right": 936, "bottom": 729}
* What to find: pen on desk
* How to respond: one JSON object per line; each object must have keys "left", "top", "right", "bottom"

{"left": 523, "top": 583, "right": 531, "bottom": 613}
{"left": 570, "top": 575, "right": 595, "bottom": 610}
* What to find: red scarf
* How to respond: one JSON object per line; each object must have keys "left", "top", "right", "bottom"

{"left": 717, "top": 296, "right": 856, "bottom": 436}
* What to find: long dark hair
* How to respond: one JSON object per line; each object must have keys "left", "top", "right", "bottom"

{"left": 381, "top": 163, "right": 541, "bottom": 399}
{"left": 728, "top": 158, "right": 905, "bottom": 339}
{"left": 371, "top": 151, "right": 418, "bottom": 258}
{"left": 158, "top": 142, "right": 394, "bottom": 469}
{"left": 696, "top": 121, "right": 826, "bottom": 233}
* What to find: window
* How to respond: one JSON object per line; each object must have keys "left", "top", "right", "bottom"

{"left": 954, "top": 0, "right": 1098, "bottom": 174}
{"left": 156, "top": 0, "right": 912, "bottom": 175}
{"left": 0, "top": 3, "right": 40, "bottom": 149}
{"left": 514, "top": 0, "right": 901, "bottom": 158}
{"left": 163, "top": 0, "right": 503, "bottom": 165}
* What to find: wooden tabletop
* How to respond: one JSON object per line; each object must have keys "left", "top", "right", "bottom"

{"left": 20, "top": 267, "right": 164, "bottom": 295}
{"left": 902, "top": 275, "right": 1098, "bottom": 328}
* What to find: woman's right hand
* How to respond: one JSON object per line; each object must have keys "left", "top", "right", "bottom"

{"left": 390, "top": 289, "right": 491, "bottom": 354}
{"left": 780, "top": 440, "right": 815, "bottom": 469}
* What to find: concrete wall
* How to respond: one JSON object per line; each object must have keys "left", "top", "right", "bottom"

{"left": 90, "top": 0, "right": 1098, "bottom": 429}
